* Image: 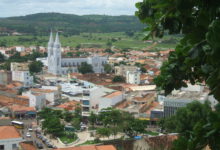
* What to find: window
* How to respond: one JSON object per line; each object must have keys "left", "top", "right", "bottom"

{"left": 12, "top": 144, "right": 17, "bottom": 150}
{"left": 0, "top": 145, "right": 4, "bottom": 150}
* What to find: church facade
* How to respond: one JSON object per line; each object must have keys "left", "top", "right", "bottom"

{"left": 47, "top": 32, "right": 107, "bottom": 75}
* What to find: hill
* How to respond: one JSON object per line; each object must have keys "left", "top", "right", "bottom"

{"left": 0, "top": 13, "right": 145, "bottom": 36}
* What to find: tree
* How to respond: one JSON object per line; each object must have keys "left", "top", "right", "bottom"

{"left": 71, "top": 118, "right": 81, "bottom": 130}
{"left": 112, "top": 75, "right": 125, "bottom": 83}
{"left": 160, "top": 101, "right": 217, "bottom": 150}
{"left": 136, "top": 0, "right": 220, "bottom": 101}
{"left": 136, "top": 1, "right": 220, "bottom": 149}
{"left": 29, "top": 61, "right": 43, "bottom": 74}
{"left": 75, "top": 44, "right": 81, "bottom": 50}
{"left": 89, "top": 112, "right": 97, "bottom": 128}
{"left": 43, "top": 117, "right": 64, "bottom": 137}
{"left": 0, "top": 53, "right": 5, "bottom": 62}
{"left": 140, "top": 67, "right": 147, "bottom": 73}
{"left": 63, "top": 111, "right": 73, "bottom": 122}
{"left": 96, "top": 128, "right": 111, "bottom": 139}
{"left": 78, "top": 62, "right": 93, "bottom": 74}
{"left": 104, "top": 64, "right": 112, "bottom": 73}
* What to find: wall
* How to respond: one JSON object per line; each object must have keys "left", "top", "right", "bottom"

{"left": 0, "top": 137, "right": 23, "bottom": 150}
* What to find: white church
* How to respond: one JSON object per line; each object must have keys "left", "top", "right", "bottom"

{"left": 47, "top": 32, "right": 107, "bottom": 75}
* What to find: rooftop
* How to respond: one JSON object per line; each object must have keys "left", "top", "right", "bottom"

{"left": 53, "top": 145, "right": 116, "bottom": 150}
{"left": 0, "top": 126, "right": 21, "bottom": 139}
{"left": 104, "top": 91, "right": 122, "bottom": 98}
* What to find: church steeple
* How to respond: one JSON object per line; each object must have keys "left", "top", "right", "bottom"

{"left": 54, "top": 32, "right": 60, "bottom": 44}
{"left": 48, "top": 30, "right": 54, "bottom": 44}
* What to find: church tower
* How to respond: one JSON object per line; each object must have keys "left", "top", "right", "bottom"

{"left": 47, "top": 31, "right": 62, "bottom": 75}
{"left": 52, "top": 32, "right": 62, "bottom": 75}
{"left": 47, "top": 31, "right": 54, "bottom": 73}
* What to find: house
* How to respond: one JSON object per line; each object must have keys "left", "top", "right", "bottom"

{"left": 115, "top": 65, "right": 139, "bottom": 77}
{"left": 10, "top": 63, "right": 33, "bottom": 87}
{"left": 0, "top": 70, "right": 12, "bottom": 85}
{"left": 53, "top": 145, "right": 117, "bottom": 150}
{"left": 8, "top": 105, "right": 36, "bottom": 118}
{"left": 126, "top": 71, "right": 141, "bottom": 85}
{"left": 22, "top": 90, "right": 46, "bottom": 110}
{"left": 99, "top": 91, "right": 124, "bottom": 111}
{"left": 0, "top": 126, "right": 23, "bottom": 150}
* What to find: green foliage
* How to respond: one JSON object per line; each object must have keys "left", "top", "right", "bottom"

{"left": 140, "top": 67, "right": 147, "bottom": 73}
{"left": 161, "top": 101, "right": 220, "bottom": 150}
{"left": 88, "top": 112, "right": 97, "bottom": 127}
{"left": 0, "top": 53, "right": 5, "bottom": 62}
{"left": 78, "top": 62, "right": 93, "bottom": 74}
{"left": 0, "top": 13, "right": 144, "bottom": 35}
{"left": 112, "top": 75, "right": 125, "bottom": 82}
{"left": 29, "top": 61, "right": 43, "bottom": 74}
{"left": 42, "top": 117, "right": 64, "bottom": 137}
{"left": 97, "top": 108, "right": 148, "bottom": 138}
{"left": 96, "top": 128, "right": 111, "bottom": 138}
{"left": 136, "top": 0, "right": 220, "bottom": 101}
{"left": 103, "top": 64, "right": 112, "bottom": 73}
{"left": 71, "top": 118, "right": 81, "bottom": 130}
{"left": 63, "top": 111, "right": 73, "bottom": 122}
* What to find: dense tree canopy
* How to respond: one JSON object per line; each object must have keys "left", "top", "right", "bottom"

{"left": 136, "top": 0, "right": 220, "bottom": 101}
{"left": 29, "top": 61, "right": 43, "bottom": 74}
{"left": 78, "top": 62, "right": 93, "bottom": 74}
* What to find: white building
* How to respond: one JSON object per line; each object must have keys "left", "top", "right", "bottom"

{"left": 0, "top": 126, "right": 23, "bottom": 150}
{"left": 60, "top": 80, "right": 123, "bottom": 116}
{"left": 11, "top": 63, "right": 33, "bottom": 87}
{"left": 99, "top": 91, "right": 124, "bottom": 111}
{"left": 47, "top": 32, "right": 107, "bottom": 75}
{"left": 22, "top": 90, "right": 46, "bottom": 110}
{"left": 15, "top": 46, "right": 25, "bottom": 52}
{"left": 126, "top": 71, "right": 141, "bottom": 84}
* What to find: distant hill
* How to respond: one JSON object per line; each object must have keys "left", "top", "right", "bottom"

{"left": 0, "top": 13, "right": 145, "bottom": 36}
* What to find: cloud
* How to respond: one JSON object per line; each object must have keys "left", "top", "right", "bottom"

{"left": 0, "top": 0, "right": 142, "bottom": 17}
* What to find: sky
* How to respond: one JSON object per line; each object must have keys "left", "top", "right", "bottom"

{"left": 0, "top": 0, "right": 142, "bottom": 17}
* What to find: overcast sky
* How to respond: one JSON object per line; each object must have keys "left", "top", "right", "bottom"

{"left": 0, "top": 0, "right": 142, "bottom": 17}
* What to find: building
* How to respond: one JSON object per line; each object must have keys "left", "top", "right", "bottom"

{"left": 8, "top": 104, "right": 36, "bottom": 118}
{"left": 53, "top": 145, "right": 117, "bottom": 150}
{"left": 163, "top": 90, "right": 208, "bottom": 118}
{"left": 10, "top": 63, "right": 33, "bottom": 87}
{"left": 126, "top": 71, "right": 141, "bottom": 84}
{"left": 60, "top": 80, "right": 120, "bottom": 116}
{"left": 47, "top": 32, "right": 107, "bottom": 75}
{"left": 0, "top": 70, "right": 12, "bottom": 85}
{"left": 22, "top": 90, "right": 46, "bottom": 110}
{"left": 0, "top": 126, "right": 23, "bottom": 150}
{"left": 114, "top": 65, "right": 139, "bottom": 77}
{"left": 99, "top": 91, "right": 124, "bottom": 111}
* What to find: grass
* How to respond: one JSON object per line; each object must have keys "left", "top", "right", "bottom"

{"left": 59, "top": 132, "right": 78, "bottom": 144}
{"left": 144, "top": 130, "right": 159, "bottom": 136}
{"left": 0, "top": 32, "right": 181, "bottom": 50}
{"left": 77, "top": 140, "right": 101, "bottom": 146}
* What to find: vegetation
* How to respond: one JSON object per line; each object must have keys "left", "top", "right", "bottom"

{"left": 112, "top": 76, "right": 125, "bottom": 83}
{"left": 78, "top": 62, "right": 93, "bottom": 74}
{"left": 0, "top": 13, "right": 144, "bottom": 36}
{"left": 29, "top": 61, "right": 43, "bottom": 74}
{"left": 136, "top": 0, "right": 220, "bottom": 149}
{"left": 59, "top": 132, "right": 78, "bottom": 144}
{"left": 0, "top": 32, "right": 180, "bottom": 50}
{"left": 88, "top": 108, "right": 148, "bottom": 138}
{"left": 160, "top": 101, "right": 220, "bottom": 150}
{"left": 103, "top": 64, "right": 113, "bottom": 73}
{"left": 38, "top": 107, "right": 82, "bottom": 138}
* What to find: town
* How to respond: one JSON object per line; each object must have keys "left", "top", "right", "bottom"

{"left": 0, "top": 0, "right": 219, "bottom": 150}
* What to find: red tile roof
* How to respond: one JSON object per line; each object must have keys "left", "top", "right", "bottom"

{"left": 0, "top": 126, "right": 21, "bottom": 139}
{"left": 54, "top": 145, "right": 116, "bottom": 150}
